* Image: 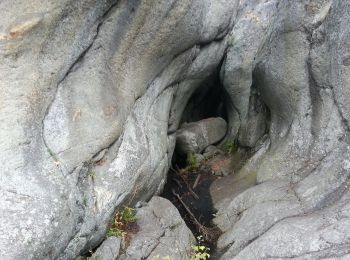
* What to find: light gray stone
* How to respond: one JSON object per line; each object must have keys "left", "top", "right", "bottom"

{"left": 119, "top": 196, "right": 195, "bottom": 260}
{"left": 176, "top": 117, "right": 227, "bottom": 155}
{"left": 91, "top": 236, "right": 121, "bottom": 260}
{"left": 1, "top": 0, "right": 350, "bottom": 259}
{"left": 0, "top": 0, "right": 234, "bottom": 258}
{"left": 237, "top": 88, "right": 267, "bottom": 147}
{"left": 215, "top": 0, "right": 350, "bottom": 258}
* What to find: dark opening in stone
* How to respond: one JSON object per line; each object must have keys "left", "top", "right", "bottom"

{"left": 161, "top": 165, "right": 222, "bottom": 251}
{"left": 161, "top": 68, "right": 228, "bottom": 252}
{"left": 161, "top": 65, "right": 270, "bottom": 256}
{"left": 180, "top": 70, "right": 228, "bottom": 125}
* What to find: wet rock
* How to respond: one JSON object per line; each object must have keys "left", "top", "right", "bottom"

{"left": 225, "top": 190, "right": 350, "bottom": 260}
{"left": 210, "top": 170, "right": 256, "bottom": 209}
{"left": 176, "top": 117, "right": 227, "bottom": 155}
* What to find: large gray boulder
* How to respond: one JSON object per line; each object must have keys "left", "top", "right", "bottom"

{"left": 176, "top": 117, "right": 227, "bottom": 155}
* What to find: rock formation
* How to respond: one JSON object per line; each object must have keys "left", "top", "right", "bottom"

{"left": 0, "top": 0, "right": 349, "bottom": 259}
{"left": 176, "top": 117, "right": 227, "bottom": 155}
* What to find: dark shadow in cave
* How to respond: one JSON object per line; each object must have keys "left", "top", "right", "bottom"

{"left": 180, "top": 71, "right": 228, "bottom": 126}
{"left": 161, "top": 68, "right": 228, "bottom": 251}
{"left": 161, "top": 66, "right": 272, "bottom": 256}
{"left": 175, "top": 68, "right": 229, "bottom": 168}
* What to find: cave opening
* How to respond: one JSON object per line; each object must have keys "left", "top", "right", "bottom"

{"left": 174, "top": 68, "right": 229, "bottom": 169}
{"left": 180, "top": 71, "right": 228, "bottom": 126}
{"left": 161, "top": 68, "right": 229, "bottom": 253}
{"left": 161, "top": 66, "right": 271, "bottom": 256}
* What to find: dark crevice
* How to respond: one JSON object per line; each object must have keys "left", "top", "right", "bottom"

{"left": 161, "top": 166, "right": 222, "bottom": 251}
{"left": 180, "top": 67, "right": 228, "bottom": 125}
{"left": 160, "top": 59, "right": 271, "bottom": 257}
{"left": 160, "top": 53, "right": 275, "bottom": 257}
{"left": 161, "top": 67, "right": 229, "bottom": 253}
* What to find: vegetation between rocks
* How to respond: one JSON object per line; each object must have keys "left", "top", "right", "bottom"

{"left": 107, "top": 206, "right": 137, "bottom": 238}
{"left": 190, "top": 236, "right": 211, "bottom": 260}
{"left": 223, "top": 140, "right": 237, "bottom": 155}
{"left": 185, "top": 152, "right": 200, "bottom": 172}
{"left": 162, "top": 150, "right": 225, "bottom": 258}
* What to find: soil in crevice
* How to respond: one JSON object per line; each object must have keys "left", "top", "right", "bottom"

{"left": 161, "top": 145, "right": 257, "bottom": 254}
{"left": 161, "top": 159, "right": 222, "bottom": 252}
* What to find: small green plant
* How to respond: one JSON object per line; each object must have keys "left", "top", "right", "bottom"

{"left": 88, "top": 171, "right": 96, "bottom": 179}
{"left": 190, "top": 236, "right": 210, "bottom": 260}
{"left": 186, "top": 153, "right": 199, "bottom": 172}
{"left": 47, "top": 148, "right": 60, "bottom": 166}
{"left": 191, "top": 245, "right": 210, "bottom": 260}
{"left": 120, "top": 206, "right": 137, "bottom": 223}
{"left": 107, "top": 206, "right": 137, "bottom": 238}
{"left": 223, "top": 141, "right": 237, "bottom": 155}
{"left": 107, "top": 226, "right": 124, "bottom": 237}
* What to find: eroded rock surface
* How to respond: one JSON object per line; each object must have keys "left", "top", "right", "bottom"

{"left": 213, "top": 0, "right": 350, "bottom": 259}
{"left": 119, "top": 196, "right": 195, "bottom": 260}
{"left": 0, "top": 0, "right": 350, "bottom": 259}
{"left": 0, "top": 0, "right": 233, "bottom": 259}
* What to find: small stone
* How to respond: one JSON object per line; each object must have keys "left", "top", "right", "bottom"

{"left": 194, "top": 153, "right": 205, "bottom": 163}
{"left": 203, "top": 145, "right": 224, "bottom": 158}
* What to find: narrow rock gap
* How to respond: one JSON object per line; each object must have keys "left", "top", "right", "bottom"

{"left": 161, "top": 68, "right": 229, "bottom": 254}
{"left": 160, "top": 64, "right": 273, "bottom": 257}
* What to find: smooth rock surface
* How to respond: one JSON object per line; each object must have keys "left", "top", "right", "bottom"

{"left": 119, "top": 196, "right": 195, "bottom": 260}
{"left": 1, "top": 0, "right": 350, "bottom": 259}
{"left": 0, "top": 1, "right": 234, "bottom": 258}
{"left": 214, "top": 0, "right": 350, "bottom": 258}
{"left": 90, "top": 236, "right": 121, "bottom": 260}
{"left": 176, "top": 117, "right": 227, "bottom": 155}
